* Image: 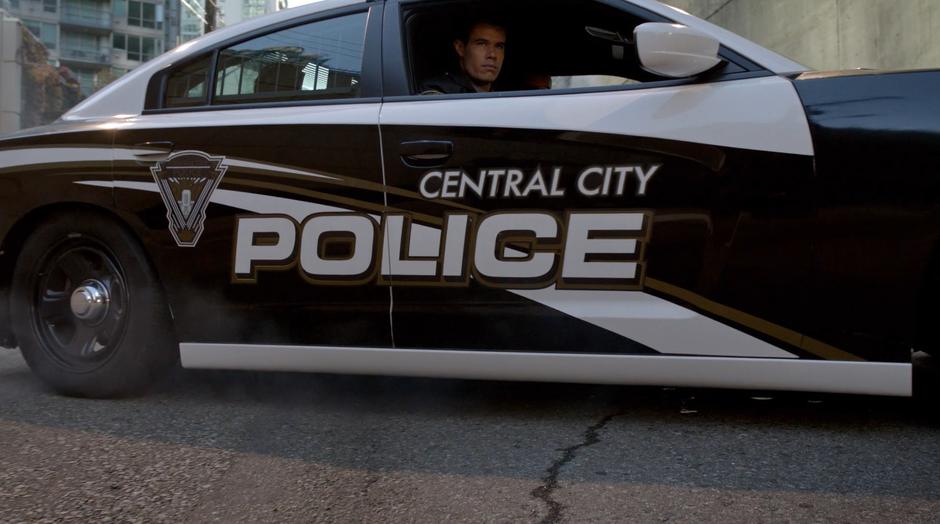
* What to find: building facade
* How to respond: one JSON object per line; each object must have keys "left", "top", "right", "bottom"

{"left": 668, "top": 0, "right": 940, "bottom": 71}
{"left": 0, "top": 0, "right": 282, "bottom": 99}
{"left": 0, "top": 8, "right": 81, "bottom": 134}
{"left": 0, "top": 0, "right": 167, "bottom": 95}
{"left": 178, "top": 0, "right": 203, "bottom": 42}
{"left": 0, "top": 10, "right": 23, "bottom": 133}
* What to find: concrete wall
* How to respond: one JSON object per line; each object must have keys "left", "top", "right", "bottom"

{"left": 0, "top": 10, "right": 22, "bottom": 134}
{"left": 665, "top": 0, "right": 940, "bottom": 71}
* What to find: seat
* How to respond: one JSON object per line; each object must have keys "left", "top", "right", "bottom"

{"left": 254, "top": 59, "right": 303, "bottom": 94}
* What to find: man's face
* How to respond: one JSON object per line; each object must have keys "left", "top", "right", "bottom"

{"left": 454, "top": 23, "right": 506, "bottom": 92}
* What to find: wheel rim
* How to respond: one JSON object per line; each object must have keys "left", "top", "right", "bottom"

{"left": 30, "top": 239, "right": 129, "bottom": 371}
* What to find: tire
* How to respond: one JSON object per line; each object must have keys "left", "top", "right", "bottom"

{"left": 10, "top": 210, "right": 177, "bottom": 397}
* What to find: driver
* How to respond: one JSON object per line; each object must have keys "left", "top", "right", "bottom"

{"left": 421, "top": 19, "right": 507, "bottom": 94}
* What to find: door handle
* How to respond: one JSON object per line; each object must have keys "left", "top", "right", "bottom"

{"left": 400, "top": 140, "right": 453, "bottom": 168}
{"left": 132, "top": 141, "right": 175, "bottom": 162}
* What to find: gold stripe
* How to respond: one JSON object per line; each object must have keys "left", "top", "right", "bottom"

{"left": 645, "top": 278, "right": 864, "bottom": 361}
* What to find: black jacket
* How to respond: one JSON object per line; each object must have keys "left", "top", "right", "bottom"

{"left": 419, "top": 71, "right": 477, "bottom": 94}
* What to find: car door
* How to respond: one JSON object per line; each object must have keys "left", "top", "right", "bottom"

{"left": 110, "top": 4, "right": 393, "bottom": 349}
{"left": 377, "top": 0, "right": 830, "bottom": 361}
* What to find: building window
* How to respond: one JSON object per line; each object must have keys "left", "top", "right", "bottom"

{"left": 113, "top": 0, "right": 126, "bottom": 18}
{"left": 126, "top": 35, "right": 139, "bottom": 58}
{"left": 39, "top": 21, "right": 57, "bottom": 50}
{"left": 128, "top": 0, "right": 162, "bottom": 29}
{"left": 242, "top": 0, "right": 265, "bottom": 20}
{"left": 22, "top": 19, "right": 58, "bottom": 50}
{"left": 10, "top": 0, "right": 20, "bottom": 9}
{"left": 43, "top": 0, "right": 56, "bottom": 13}
{"left": 115, "top": 32, "right": 162, "bottom": 62}
{"left": 61, "top": 30, "right": 104, "bottom": 53}
{"left": 74, "top": 68, "right": 96, "bottom": 95}
{"left": 22, "top": 19, "right": 40, "bottom": 37}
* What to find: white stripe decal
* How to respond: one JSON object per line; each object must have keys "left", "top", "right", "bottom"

{"left": 79, "top": 180, "right": 799, "bottom": 359}
{"left": 109, "top": 103, "right": 379, "bottom": 130}
{"left": 380, "top": 76, "right": 814, "bottom": 156}
{"left": 81, "top": 181, "right": 387, "bottom": 226}
{"left": 78, "top": 180, "right": 345, "bottom": 220}
{"left": 405, "top": 216, "right": 797, "bottom": 359}
{"left": 0, "top": 147, "right": 112, "bottom": 168}
{"left": 222, "top": 158, "right": 341, "bottom": 182}
{"left": 2, "top": 148, "right": 341, "bottom": 186}
{"left": 110, "top": 149, "right": 342, "bottom": 182}
{"left": 179, "top": 344, "right": 911, "bottom": 397}
{"left": 511, "top": 286, "right": 796, "bottom": 359}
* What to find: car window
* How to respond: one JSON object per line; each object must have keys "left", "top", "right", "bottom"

{"left": 213, "top": 12, "right": 367, "bottom": 105}
{"left": 402, "top": 0, "right": 708, "bottom": 95}
{"left": 164, "top": 55, "right": 212, "bottom": 108}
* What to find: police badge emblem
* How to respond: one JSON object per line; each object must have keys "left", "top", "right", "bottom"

{"left": 150, "top": 150, "right": 228, "bottom": 247}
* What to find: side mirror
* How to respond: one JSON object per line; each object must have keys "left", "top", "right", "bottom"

{"left": 634, "top": 23, "right": 722, "bottom": 78}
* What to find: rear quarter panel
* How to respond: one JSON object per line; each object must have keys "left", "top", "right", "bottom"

{"left": 793, "top": 69, "right": 940, "bottom": 359}
{"left": 0, "top": 124, "right": 115, "bottom": 347}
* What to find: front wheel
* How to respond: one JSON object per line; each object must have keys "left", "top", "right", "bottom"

{"left": 11, "top": 211, "right": 177, "bottom": 397}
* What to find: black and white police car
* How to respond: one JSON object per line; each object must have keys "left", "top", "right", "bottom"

{"left": 1, "top": 0, "right": 938, "bottom": 397}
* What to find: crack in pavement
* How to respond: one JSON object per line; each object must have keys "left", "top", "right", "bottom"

{"left": 530, "top": 411, "right": 621, "bottom": 524}
{"left": 360, "top": 474, "right": 381, "bottom": 497}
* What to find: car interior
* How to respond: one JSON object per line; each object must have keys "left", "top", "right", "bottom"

{"left": 401, "top": 0, "right": 667, "bottom": 94}
{"left": 159, "top": 0, "right": 743, "bottom": 109}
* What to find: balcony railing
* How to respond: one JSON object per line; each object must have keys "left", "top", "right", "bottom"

{"left": 59, "top": 45, "right": 112, "bottom": 65}
{"left": 60, "top": 4, "right": 112, "bottom": 30}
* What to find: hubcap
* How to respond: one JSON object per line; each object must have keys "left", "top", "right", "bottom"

{"left": 31, "top": 241, "right": 129, "bottom": 369}
{"left": 70, "top": 280, "right": 110, "bottom": 324}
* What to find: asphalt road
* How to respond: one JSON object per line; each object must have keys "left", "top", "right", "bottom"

{"left": 3, "top": 349, "right": 940, "bottom": 523}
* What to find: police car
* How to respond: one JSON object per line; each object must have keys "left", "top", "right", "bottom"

{"left": 1, "top": 0, "right": 936, "bottom": 397}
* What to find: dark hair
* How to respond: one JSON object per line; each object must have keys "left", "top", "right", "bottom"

{"left": 456, "top": 17, "right": 508, "bottom": 43}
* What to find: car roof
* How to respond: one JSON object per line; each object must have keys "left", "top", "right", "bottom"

{"left": 62, "top": 0, "right": 806, "bottom": 122}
